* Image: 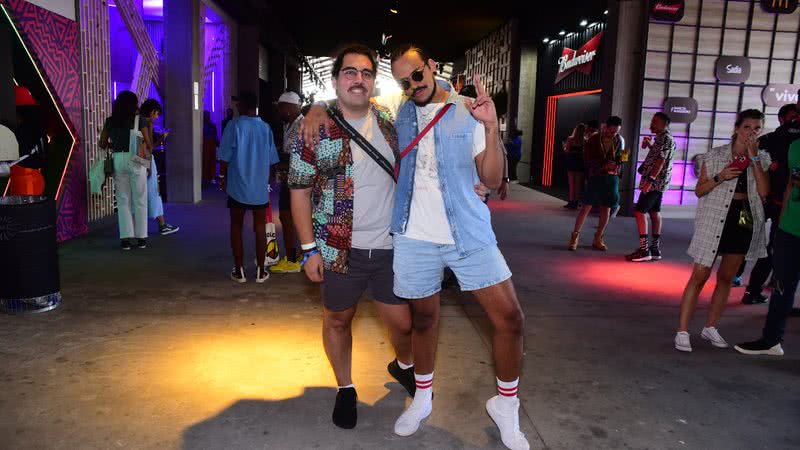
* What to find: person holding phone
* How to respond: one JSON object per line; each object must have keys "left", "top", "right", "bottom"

{"left": 675, "top": 109, "right": 771, "bottom": 353}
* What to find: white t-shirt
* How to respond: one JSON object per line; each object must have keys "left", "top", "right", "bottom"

{"left": 404, "top": 102, "right": 486, "bottom": 244}
{"left": 348, "top": 111, "right": 396, "bottom": 250}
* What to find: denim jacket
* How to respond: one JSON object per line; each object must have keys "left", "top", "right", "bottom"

{"left": 390, "top": 81, "right": 496, "bottom": 256}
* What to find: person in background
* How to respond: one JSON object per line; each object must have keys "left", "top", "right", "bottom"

{"left": 506, "top": 128, "right": 522, "bottom": 184}
{"left": 675, "top": 109, "right": 771, "bottom": 353}
{"left": 626, "top": 112, "right": 676, "bottom": 262}
{"left": 563, "top": 123, "right": 586, "bottom": 209}
{"left": 202, "top": 110, "right": 219, "bottom": 184}
{"left": 270, "top": 91, "right": 303, "bottom": 274}
{"left": 221, "top": 108, "right": 234, "bottom": 135}
{"left": 740, "top": 103, "right": 800, "bottom": 304}
{"left": 99, "top": 90, "right": 148, "bottom": 250}
{"left": 219, "top": 91, "right": 280, "bottom": 283}
{"left": 735, "top": 130, "right": 800, "bottom": 356}
{"left": 568, "top": 116, "right": 626, "bottom": 251}
{"left": 138, "top": 99, "right": 179, "bottom": 236}
{"left": 9, "top": 86, "right": 47, "bottom": 196}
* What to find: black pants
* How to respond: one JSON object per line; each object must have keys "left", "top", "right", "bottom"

{"left": 762, "top": 229, "right": 800, "bottom": 345}
{"left": 508, "top": 156, "right": 520, "bottom": 181}
{"left": 746, "top": 202, "right": 782, "bottom": 294}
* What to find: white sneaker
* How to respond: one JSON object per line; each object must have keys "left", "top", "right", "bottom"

{"left": 255, "top": 267, "right": 270, "bottom": 283}
{"left": 701, "top": 327, "right": 729, "bottom": 348}
{"left": 674, "top": 331, "right": 692, "bottom": 352}
{"left": 394, "top": 396, "right": 432, "bottom": 437}
{"left": 486, "top": 395, "right": 529, "bottom": 450}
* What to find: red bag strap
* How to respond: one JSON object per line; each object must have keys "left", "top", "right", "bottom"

{"left": 394, "top": 103, "right": 453, "bottom": 178}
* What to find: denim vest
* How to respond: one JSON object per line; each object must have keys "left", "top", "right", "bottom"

{"left": 390, "top": 81, "right": 497, "bottom": 256}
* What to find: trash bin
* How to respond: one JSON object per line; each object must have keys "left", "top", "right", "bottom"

{"left": 0, "top": 195, "right": 61, "bottom": 313}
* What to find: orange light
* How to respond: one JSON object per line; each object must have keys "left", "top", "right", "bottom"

{"left": 541, "top": 89, "right": 602, "bottom": 187}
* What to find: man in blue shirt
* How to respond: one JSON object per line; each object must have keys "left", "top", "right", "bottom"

{"left": 219, "top": 90, "right": 280, "bottom": 283}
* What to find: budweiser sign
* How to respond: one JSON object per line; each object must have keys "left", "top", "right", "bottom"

{"left": 555, "top": 32, "right": 603, "bottom": 84}
{"left": 651, "top": 0, "right": 685, "bottom": 22}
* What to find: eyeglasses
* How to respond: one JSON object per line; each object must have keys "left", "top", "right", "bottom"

{"left": 397, "top": 65, "right": 426, "bottom": 91}
{"left": 339, "top": 67, "right": 375, "bottom": 81}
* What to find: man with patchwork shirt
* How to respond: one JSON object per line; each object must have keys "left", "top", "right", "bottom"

{"left": 288, "top": 44, "right": 415, "bottom": 430}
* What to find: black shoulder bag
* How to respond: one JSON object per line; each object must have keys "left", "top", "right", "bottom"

{"left": 328, "top": 107, "right": 396, "bottom": 182}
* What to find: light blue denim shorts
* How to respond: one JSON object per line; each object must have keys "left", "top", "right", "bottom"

{"left": 392, "top": 234, "right": 512, "bottom": 299}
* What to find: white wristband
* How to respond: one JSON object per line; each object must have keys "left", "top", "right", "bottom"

{"left": 301, "top": 242, "right": 317, "bottom": 251}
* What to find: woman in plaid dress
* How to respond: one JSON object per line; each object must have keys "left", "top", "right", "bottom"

{"left": 675, "top": 109, "right": 771, "bottom": 352}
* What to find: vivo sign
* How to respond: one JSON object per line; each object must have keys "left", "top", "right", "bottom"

{"left": 715, "top": 56, "right": 751, "bottom": 83}
{"left": 762, "top": 84, "right": 800, "bottom": 107}
{"left": 555, "top": 32, "right": 603, "bottom": 84}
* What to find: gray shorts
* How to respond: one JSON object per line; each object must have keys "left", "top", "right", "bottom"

{"left": 322, "top": 248, "right": 406, "bottom": 311}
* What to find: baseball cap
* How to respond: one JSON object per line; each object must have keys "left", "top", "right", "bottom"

{"left": 278, "top": 91, "right": 301, "bottom": 105}
{"left": 15, "top": 86, "right": 38, "bottom": 107}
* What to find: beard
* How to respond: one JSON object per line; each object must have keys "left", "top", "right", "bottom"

{"left": 412, "top": 81, "right": 438, "bottom": 106}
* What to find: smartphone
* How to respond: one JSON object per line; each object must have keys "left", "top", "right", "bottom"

{"left": 727, "top": 155, "right": 750, "bottom": 171}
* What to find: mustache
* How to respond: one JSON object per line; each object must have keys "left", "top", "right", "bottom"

{"left": 413, "top": 86, "right": 426, "bottom": 96}
{"left": 348, "top": 85, "right": 368, "bottom": 92}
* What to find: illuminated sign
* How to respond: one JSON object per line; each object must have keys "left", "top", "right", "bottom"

{"left": 760, "top": 0, "right": 798, "bottom": 14}
{"left": 762, "top": 84, "right": 800, "bottom": 107}
{"left": 555, "top": 32, "right": 603, "bottom": 84}
{"left": 663, "top": 97, "right": 698, "bottom": 123}
{"left": 715, "top": 56, "right": 751, "bottom": 83}
{"left": 651, "top": 0, "right": 685, "bottom": 22}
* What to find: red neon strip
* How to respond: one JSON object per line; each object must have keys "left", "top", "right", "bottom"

{"left": 541, "top": 89, "right": 603, "bottom": 187}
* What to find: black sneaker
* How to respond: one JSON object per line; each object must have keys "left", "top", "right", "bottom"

{"left": 230, "top": 266, "right": 246, "bottom": 283}
{"left": 649, "top": 246, "right": 662, "bottom": 261}
{"left": 121, "top": 239, "right": 132, "bottom": 251}
{"left": 626, "top": 248, "right": 652, "bottom": 262}
{"left": 387, "top": 359, "right": 416, "bottom": 397}
{"left": 741, "top": 291, "right": 768, "bottom": 305}
{"left": 159, "top": 223, "right": 180, "bottom": 235}
{"left": 734, "top": 338, "right": 784, "bottom": 356}
{"left": 332, "top": 387, "right": 357, "bottom": 429}
{"left": 136, "top": 239, "right": 147, "bottom": 249}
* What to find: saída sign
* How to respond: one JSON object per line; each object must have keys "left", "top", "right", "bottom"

{"left": 715, "top": 56, "right": 750, "bottom": 84}
{"left": 760, "top": 0, "right": 798, "bottom": 14}
{"left": 651, "top": 0, "right": 685, "bottom": 22}
{"left": 555, "top": 32, "right": 603, "bottom": 84}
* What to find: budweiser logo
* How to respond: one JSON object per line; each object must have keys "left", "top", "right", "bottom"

{"left": 654, "top": 2, "right": 682, "bottom": 13}
{"left": 555, "top": 32, "right": 603, "bottom": 84}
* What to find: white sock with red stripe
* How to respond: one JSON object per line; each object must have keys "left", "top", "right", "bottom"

{"left": 394, "top": 372, "right": 434, "bottom": 436}
{"left": 414, "top": 372, "right": 434, "bottom": 399}
{"left": 497, "top": 377, "right": 519, "bottom": 400}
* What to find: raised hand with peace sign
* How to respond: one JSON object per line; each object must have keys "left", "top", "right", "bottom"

{"left": 463, "top": 74, "right": 499, "bottom": 130}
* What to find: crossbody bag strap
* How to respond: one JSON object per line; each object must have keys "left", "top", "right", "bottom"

{"left": 328, "top": 108, "right": 396, "bottom": 182}
{"left": 394, "top": 103, "right": 453, "bottom": 179}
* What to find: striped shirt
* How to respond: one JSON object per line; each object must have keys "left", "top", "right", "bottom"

{"left": 687, "top": 144, "right": 771, "bottom": 267}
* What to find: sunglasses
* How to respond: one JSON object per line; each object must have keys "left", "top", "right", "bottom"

{"left": 398, "top": 65, "right": 426, "bottom": 91}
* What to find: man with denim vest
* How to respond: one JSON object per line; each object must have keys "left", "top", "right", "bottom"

{"left": 388, "top": 45, "right": 527, "bottom": 450}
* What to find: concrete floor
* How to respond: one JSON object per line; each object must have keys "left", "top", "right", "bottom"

{"left": 2, "top": 185, "right": 799, "bottom": 450}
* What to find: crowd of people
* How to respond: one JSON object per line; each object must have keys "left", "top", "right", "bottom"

{"left": 3, "top": 39, "right": 799, "bottom": 450}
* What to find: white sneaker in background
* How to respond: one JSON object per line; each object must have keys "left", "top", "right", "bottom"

{"left": 675, "top": 331, "right": 692, "bottom": 352}
{"left": 486, "top": 395, "right": 530, "bottom": 450}
{"left": 701, "top": 327, "right": 729, "bottom": 348}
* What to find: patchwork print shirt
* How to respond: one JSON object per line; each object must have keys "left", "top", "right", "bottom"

{"left": 288, "top": 102, "right": 398, "bottom": 273}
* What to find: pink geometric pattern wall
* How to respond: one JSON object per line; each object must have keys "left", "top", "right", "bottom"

{"left": 2, "top": 0, "right": 88, "bottom": 241}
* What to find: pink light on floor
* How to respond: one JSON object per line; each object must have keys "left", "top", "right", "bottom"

{"left": 551, "top": 258, "right": 717, "bottom": 304}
